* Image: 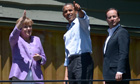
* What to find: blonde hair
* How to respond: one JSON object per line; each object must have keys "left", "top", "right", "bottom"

{"left": 16, "top": 17, "right": 33, "bottom": 26}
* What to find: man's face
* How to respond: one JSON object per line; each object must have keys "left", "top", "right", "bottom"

{"left": 106, "top": 9, "right": 120, "bottom": 28}
{"left": 63, "top": 4, "right": 77, "bottom": 24}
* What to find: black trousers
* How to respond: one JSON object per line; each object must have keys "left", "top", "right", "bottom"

{"left": 68, "top": 53, "right": 94, "bottom": 84}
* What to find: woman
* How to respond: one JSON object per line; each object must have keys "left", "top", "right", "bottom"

{"left": 9, "top": 10, "right": 47, "bottom": 84}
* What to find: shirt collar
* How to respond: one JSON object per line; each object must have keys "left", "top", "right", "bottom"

{"left": 107, "top": 24, "right": 120, "bottom": 36}
{"left": 66, "top": 18, "right": 77, "bottom": 30}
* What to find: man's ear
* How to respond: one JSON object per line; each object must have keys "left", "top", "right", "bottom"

{"left": 63, "top": 12, "right": 65, "bottom": 18}
{"left": 118, "top": 17, "right": 120, "bottom": 22}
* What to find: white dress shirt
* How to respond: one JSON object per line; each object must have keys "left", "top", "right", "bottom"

{"left": 63, "top": 10, "right": 92, "bottom": 66}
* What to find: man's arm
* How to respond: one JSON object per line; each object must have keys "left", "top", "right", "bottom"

{"left": 73, "top": 1, "right": 84, "bottom": 18}
{"left": 116, "top": 28, "right": 130, "bottom": 81}
{"left": 63, "top": 66, "right": 68, "bottom": 84}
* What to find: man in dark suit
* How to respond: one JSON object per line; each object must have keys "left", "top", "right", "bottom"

{"left": 103, "top": 8, "right": 131, "bottom": 84}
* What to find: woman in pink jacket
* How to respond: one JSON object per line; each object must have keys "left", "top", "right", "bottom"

{"left": 9, "top": 10, "right": 47, "bottom": 84}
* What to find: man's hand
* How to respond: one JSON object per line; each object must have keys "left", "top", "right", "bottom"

{"left": 73, "top": 1, "right": 81, "bottom": 11}
{"left": 73, "top": 1, "right": 84, "bottom": 18}
{"left": 63, "top": 67, "right": 69, "bottom": 84}
{"left": 63, "top": 76, "right": 69, "bottom": 84}
{"left": 115, "top": 72, "right": 123, "bottom": 81}
{"left": 103, "top": 81, "right": 106, "bottom": 84}
{"left": 33, "top": 54, "right": 42, "bottom": 61}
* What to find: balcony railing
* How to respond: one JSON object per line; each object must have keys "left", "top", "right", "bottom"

{"left": 0, "top": 79, "right": 140, "bottom": 84}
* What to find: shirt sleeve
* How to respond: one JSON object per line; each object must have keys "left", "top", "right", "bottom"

{"left": 78, "top": 10, "right": 90, "bottom": 31}
{"left": 64, "top": 51, "right": 69, "bottom": 66}
{"left": 117, "top": 72, "right": 123, "bottom": 74}
{"left": 64, "top": 57, "right": 69, "bottom": 66}
{"left": 78, "top": 10, "right": 88, "bottom": 19}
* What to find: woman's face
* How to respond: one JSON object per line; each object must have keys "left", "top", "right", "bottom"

{"left": 21, "top": 24, "right": 32, "bottom": 38}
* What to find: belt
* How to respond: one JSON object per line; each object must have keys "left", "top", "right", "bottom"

{"left": 68, "top": 52, "right": 90, "bottom": 61}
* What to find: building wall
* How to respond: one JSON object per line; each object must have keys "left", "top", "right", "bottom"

{"left": 0, "top": 25, "right": 140, "bottom": 84}
{"left": 0, "top": 0, "right": 140, "bottom": 84}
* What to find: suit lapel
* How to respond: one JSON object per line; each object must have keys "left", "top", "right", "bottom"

{"left": 104, "top": 26, "right": 121, "bottom": 54}
{"left": 109, "top": 26, "right": 120, "bottom": 41}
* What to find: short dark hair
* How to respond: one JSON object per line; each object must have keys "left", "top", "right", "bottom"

{"left": 62, "top": 3, "right": 74, "bottom": 12}
{"left": 105, "top": 8, "right": 120, "bottom": 18}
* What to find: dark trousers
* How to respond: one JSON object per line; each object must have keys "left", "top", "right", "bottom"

{"left": 68, "top": 53, "right": 94, "bottom": 84}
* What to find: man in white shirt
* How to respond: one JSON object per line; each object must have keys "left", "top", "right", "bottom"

{"left": 62, "top": 1, "right": 94, "bottom": 84}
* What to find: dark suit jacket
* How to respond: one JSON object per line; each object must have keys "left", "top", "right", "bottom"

{"left": 103, "top": 26, "right": 131, "bottom": 81}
